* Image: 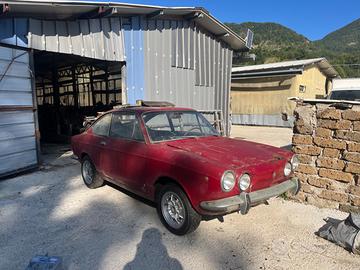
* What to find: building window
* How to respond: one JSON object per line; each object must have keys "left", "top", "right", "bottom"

{"left": 299, "top": 85, "right": 306, "bottom": 93}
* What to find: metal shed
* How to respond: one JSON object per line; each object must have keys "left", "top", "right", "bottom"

{"left": 231, "top": 58, "right": 338, "bottom": 127}
{"left": 0, "top": 0, "right": 250, "bottom": 177}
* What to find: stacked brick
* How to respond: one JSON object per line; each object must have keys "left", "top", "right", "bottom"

{"left": 292, "top": 101, "right": 360, "bottom": 212}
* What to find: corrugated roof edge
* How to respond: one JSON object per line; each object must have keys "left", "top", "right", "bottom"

{"left": 232, "top": 58, "right": 339, "bottom": 78}
{"left": 2, "top": 0, "right": 249, "bottom": 51}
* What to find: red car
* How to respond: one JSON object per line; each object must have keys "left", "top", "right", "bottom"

{"left": 71, "top": 105, "right": 300, "bottom": 235}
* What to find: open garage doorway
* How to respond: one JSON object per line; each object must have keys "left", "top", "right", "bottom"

{"left": 33, "top": 51, "right": 124, "bottom": 144}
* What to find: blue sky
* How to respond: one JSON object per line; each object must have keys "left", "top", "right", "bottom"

{"left": 119, "top": 0, "right": 360, "bottom": 40}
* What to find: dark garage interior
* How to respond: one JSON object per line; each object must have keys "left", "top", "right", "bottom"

{"left": 34, "top": 51, "right": 124, "bottom": 143}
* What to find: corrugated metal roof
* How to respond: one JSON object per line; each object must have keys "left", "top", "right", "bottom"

{"left": 1, "top": 0, "right": 249, "bottom": 51}
{"left": 232, "top": 58, "right": 339, "bottom": 78}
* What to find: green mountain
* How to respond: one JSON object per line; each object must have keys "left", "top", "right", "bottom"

{"left": 315, "top": 18, "right": 360, "bottom": 53}
{"left": 226, "top": 20, "right": 360, "bottom": 78}
{"left": 226, "top": 22, "right": 309, "bottom": 48}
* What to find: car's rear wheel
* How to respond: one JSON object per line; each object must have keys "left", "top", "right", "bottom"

{"left": 156, "top": 184, "right": 201, "bottom": 235}
{"left": 81, "top": 156, "right": 104, "bottom": 189}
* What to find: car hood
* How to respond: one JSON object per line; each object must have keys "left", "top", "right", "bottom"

{"left": 165, "top": 136, "right": 291, "bottom": 169}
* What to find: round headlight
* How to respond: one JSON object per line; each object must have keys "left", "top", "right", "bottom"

{"left": 239, "top": 173, "right": 251, "bottom": 191}
{"left": 291, "top": 155, "right": 300, "bottom": 170}
{"left": 221, "top": 171, "right": 235, "bottom": 192}
{"left": 284, "top": 162, "right": 292, "bottom": 176}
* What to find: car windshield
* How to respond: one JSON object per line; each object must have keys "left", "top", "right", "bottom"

{"left": 142, "top": 111, "right": 219, "bottom": 142}
{"left": 329, "top": 90, "right": 360, "bottom": 101}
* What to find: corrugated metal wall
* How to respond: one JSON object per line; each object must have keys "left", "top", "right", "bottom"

{"left": 0, "top": 46, "right": 38, "bottom": 177}
{"left": 141, "top": 17, "right": 233, "bottom": 134}
{"left": 28, "top": 18, "right": 125, "bottom": 62}
{"left": 0, "top": 16, "right": 233, "bottom": 133}
{"left": 0, "top": 15, "right": 234, "bottom": 138}
{"left": 0, "top": 17, "right": 125, "bottom": 62}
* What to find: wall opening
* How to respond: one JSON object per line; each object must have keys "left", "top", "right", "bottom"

{"left": 33, "top": 51, "right": 124, "bottom": 143}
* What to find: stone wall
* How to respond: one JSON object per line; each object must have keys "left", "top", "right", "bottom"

{"left": 292, "top": 101, "right": 360, "bottom": 213}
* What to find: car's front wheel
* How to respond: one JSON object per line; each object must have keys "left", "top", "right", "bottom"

{"left": 156, "top": 184, "right": 201, "bottom": 235}
{"left": 81, "top": 156, "right": 104, "bottom": 189}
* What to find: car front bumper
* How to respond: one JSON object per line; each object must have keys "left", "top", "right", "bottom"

{"left": 200, "top": 178, "right": 300, "bottom": 215}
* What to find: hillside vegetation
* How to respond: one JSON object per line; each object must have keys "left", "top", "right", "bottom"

{"left": 226, "top": 20, "right": 360, "bottom": 77}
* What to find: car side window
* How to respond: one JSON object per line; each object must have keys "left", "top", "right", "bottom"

{"left": 92, "top": 113, "right": 112, "bottom": 136}
{"left": 144, "top": 113, "right": 171, "bottom": 131}
{"left": 110, "top": 112, "right": 144, "bottom": 141}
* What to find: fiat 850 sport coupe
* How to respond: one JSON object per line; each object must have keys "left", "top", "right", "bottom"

{"left": 71, "top": 104, "right": 300, "bottom": 235}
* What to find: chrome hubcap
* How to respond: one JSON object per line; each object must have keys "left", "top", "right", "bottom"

{"left": 82, "top": 160, "right": 93, "bottom": 184}
{"left": 161, "top": 192, "right": 185, "bottom": 229}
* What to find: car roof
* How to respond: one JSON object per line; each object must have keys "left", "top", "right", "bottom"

{"left": 109, "top": 106, "right": 196, "bottom": 113}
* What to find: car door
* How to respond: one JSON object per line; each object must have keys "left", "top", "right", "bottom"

{"left": 87, "top": 113, "right": 112, "bottom": 175}
{"left": 103, "top": 111, "right": 149, "bottom": 193}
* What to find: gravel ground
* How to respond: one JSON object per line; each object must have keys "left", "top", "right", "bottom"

{"left": 1, "top": 128, "right": 360, "bottom": 270}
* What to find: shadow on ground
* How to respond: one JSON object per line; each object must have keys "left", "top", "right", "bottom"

{"left": 0, "top": 148, "right": 253, "bottom": 270}
{"left": 124, "top": 228, "right": 183, "bottom": 270}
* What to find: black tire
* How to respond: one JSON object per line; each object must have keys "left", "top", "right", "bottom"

{"left": 156, "top": 184, "right": 201, "bottom": 235}
{"left": 81, "top": 156, "right": 104, "bottom": 189}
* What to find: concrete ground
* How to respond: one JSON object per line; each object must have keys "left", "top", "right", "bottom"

{"left": 231, "top": 125, "right": 293, "bottom": 148}
{"left": 1, "top": 128, "right": 360, "bottom": 270}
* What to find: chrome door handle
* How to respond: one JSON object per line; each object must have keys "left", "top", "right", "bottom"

{"left": 100, "top": 141, "right": 107, "bottom": 146}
